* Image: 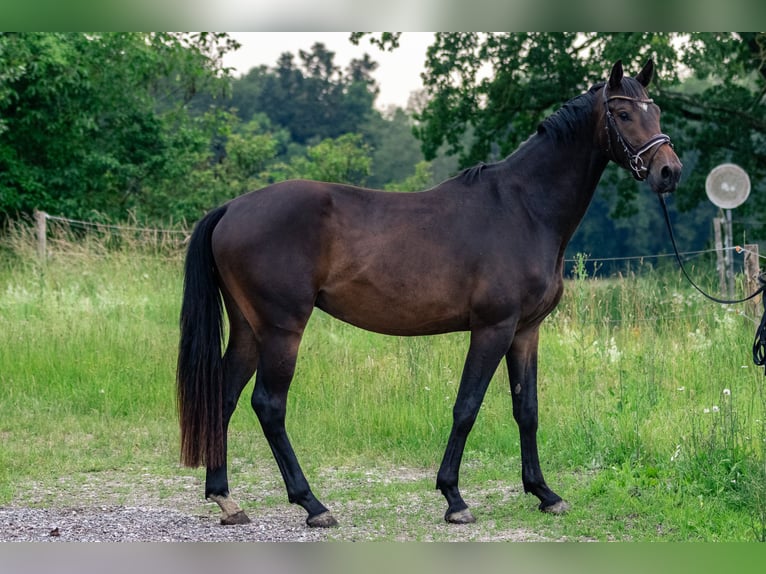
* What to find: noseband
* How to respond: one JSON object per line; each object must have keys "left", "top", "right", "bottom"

{"left": 603, "top": 83, "right": 672, "bottom": 180}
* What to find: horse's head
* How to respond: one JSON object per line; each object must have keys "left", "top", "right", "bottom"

{"left": 599, "top": 59, "right": 682, "bottom": 194}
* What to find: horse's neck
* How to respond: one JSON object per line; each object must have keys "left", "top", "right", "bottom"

{"left": 505, "top": 132, "right": 608, "bottom": 246}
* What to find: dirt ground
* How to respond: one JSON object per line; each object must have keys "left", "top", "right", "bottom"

{"left": 0, "top": 467, "right": 545, "bottom": 542}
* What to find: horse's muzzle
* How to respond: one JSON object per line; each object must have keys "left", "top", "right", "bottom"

{"left": 647, "top": 146, "right": 682, "bottom": 194}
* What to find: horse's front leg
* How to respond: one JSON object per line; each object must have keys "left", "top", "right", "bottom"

{"left": 506, "top": 328, "right": 569, "bottom": 513}
{"left": 436, "top": 324, "right": 515, "bottom": 523}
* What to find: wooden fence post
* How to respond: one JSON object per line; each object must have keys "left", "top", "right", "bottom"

{"left": 713, "top": 216, "right": 726, "bottom": 297}
{"left": 724, "top": 209, "right": 735, "bottom": 298}
{"left": 744, "top": 243, "right": 761, "bottom": 314}
{"left": 34, "top": 210, "right": 47, "bottom": 262}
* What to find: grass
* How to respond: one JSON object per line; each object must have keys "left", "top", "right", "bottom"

{"left": 2, "top": 221, "right": 766, "bottom": 540}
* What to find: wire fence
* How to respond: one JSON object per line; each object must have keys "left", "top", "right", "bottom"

{"left": 28, "top": 210, "right": 766, "bottom": 281}
{"left": 33, "top": 211, "right": 189, "bottom": 260}
{"left": 43, "top": 213, "right": 188, "bottom": 237}
{"left": 14, "top": 210, "right": 766, "bottom": 330}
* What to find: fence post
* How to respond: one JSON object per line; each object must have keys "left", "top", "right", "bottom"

{"left": 724, "top": 209, "right": 735, "bottom": 298}
{"left": 713, "top": 216, "right": 726, "bottom": 297}
{"left": 34, "top": 210, "right": 47, "bottom": 262}
{"left": 744, "top": 243, "right": 761, "bottom": 315}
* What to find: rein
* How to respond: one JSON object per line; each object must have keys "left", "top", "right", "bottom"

{"left": 658, "top": 193, "right": 766, "bottom": 373}
{"left": 603, "top": 84, "right": 671, "bottom": 180}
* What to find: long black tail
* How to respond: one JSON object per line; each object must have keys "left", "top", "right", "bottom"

{"left": 177, "top": 205, "right": 228, "bottom": 468}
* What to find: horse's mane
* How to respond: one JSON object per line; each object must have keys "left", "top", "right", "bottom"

{"left": 457, "top": 76, "right": 647, "bottom": 183}
{"left": 459, "top": 162, "right": 489, "bottom": 185}
{"left": 537, "top": 76, "right": 647, "bottom": 143}
{"left": 536, "top": 83, "right": 600, "bottom": 143}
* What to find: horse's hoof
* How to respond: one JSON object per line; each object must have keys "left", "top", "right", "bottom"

{"left": 306, "top": 511, "right": 338, "bottom": 528}
{"left": 445, "top": 508, "right": 476, "bottom": 524}
{"left": 220, "top": 510, "right": 251, "bottom": 525}
{"left": 540, "top": 499, "right": 570, "bottom": 515}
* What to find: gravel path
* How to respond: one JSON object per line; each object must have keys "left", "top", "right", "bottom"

{"left": 0, "top": 505, "right": 325, "bottom": 542}
{"left": 0, "top": 467, "right": 545, "bottom": 542}
{"left": 0, "top": 469, "right": 326, "bottom": 542}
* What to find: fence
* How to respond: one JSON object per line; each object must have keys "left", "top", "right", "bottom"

{"left": 33, "top": 210, "right": 189, "bottom": 260}
{"left": 30, "top": 209, "right": 763, "bottom": 303}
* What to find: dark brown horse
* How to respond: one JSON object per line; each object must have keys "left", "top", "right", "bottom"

{"left": 177, "top": 59, "right": 682, "bottom": 527}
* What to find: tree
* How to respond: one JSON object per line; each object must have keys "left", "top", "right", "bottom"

{"left": 363, "top": 107, "right": 429, "bottom": 189}
{"left": 229, "top": 42, "right": 378, "bottom": 145}
{"left": 664, "top": 33, "right": 766, "bottom": 216}
{"left": 384, "top": 161, "right": 434, "bottom": 192}
{"left": 281, "top": 133, "right": 372, "bottom": 186}
{"left": 0, "top": 32, "right": 238, "bottom": 222}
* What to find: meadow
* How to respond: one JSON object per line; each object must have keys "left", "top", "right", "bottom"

{"left": 1, "top": 220, "right": 766, "bottom": 541}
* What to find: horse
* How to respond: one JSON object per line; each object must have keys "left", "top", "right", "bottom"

{"left": 176, "top": 59, "right": 682, "bottom": 528}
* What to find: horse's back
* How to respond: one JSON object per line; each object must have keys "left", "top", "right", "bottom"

{"left": 210, "top": 180, "right": 487, "bottom": 335}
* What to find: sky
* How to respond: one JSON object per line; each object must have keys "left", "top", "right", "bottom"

{"left": 221, "top": 32, "right": 435, "bottom": 110}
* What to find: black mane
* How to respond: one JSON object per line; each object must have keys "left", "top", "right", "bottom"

{"left": 458, "top": 76, "right": 648, "bottom": 183}
{"left": 459, "top": 162, "right": 489, "bottom": 185}
{"left": 537, "top": 76, "right": 647, "bottom": 142}
{"left": 536, "top": 83, "right": 600, "bottom": 143}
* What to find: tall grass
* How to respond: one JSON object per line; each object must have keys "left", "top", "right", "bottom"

{"left": 1, "top": 221, "right": 765, "bottom": 540}
{"left": 0, "top": 221, "right": 184, "bottom": 501}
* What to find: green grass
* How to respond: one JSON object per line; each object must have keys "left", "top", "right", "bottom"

{"left": 2, "top": 224, "right": 766, "bottom": 540}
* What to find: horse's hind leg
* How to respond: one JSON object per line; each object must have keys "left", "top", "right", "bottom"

{"left": 251, "top": 327, "right": 337, "bottom": 527}
{"left": 205, "top": 302, "right": 258, "bottom": 525}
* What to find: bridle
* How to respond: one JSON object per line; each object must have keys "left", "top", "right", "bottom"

{"left": 602, "top": 83, "right": 672, "bottom": 181}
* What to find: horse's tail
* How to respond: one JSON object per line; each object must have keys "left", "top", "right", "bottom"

{"left": 177, "top": 205, "right": 228, "bottom": 468}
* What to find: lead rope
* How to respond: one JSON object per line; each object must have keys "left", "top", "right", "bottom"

{"left": 658, "top": 193, "right": 766, "bottom": 374}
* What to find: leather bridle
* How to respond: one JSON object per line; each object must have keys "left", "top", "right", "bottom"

{"left": 602, "top": 83, "right": 672, "bottom": 181}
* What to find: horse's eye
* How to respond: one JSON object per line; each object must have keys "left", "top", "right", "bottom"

{"left": 618, "top": 111, "right": 630, "bottom": 121}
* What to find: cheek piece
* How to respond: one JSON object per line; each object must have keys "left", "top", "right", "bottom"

{"left": 602, "top": 84, "right": 672, "bottom": 181}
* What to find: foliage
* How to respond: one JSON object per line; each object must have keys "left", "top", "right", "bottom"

{"left": 669, "top": 33, "right": 766, "bottom": 215}
{"left": 384, "top": 161, "right": 434, "bottom": 192}
{"left": 0, "top": 32, "right": 238, "bottom": 222}
{"left": 279, "top": 132, "right": 373, "bottom": 185}
{"left": 228, "top": 42, "right": 378, "bottom": 145}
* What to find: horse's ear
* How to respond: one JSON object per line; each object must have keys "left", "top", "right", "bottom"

{"left": 635, "top": 59, "right": 654, "bottom": 87}
{"left": 608, "top": 60, "right": 624, "bottom": 90}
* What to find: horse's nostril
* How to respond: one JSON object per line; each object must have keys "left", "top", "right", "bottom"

{"left": 661, "top": 165, "right": 672, "bottom": 181}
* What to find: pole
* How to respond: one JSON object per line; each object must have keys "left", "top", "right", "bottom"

{"left": 34, "top": 210, "right": 47, "bottom": 262}
{"left": 744, "top": 243, "right": 761, "bottom": 315}
{"left": 724, "top": 209, "right": 735, "bottom": 298}
{"left": 714, "top": 216, "right": 726, "bottom": 297}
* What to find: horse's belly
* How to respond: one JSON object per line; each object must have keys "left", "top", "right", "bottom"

{"left": 315, "top": 287, "right": 469, "bottom": 336}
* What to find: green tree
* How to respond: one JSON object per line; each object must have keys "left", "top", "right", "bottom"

{"left": 364, "top": 107, "right": 429, "bottom": 189}
{"left": 0, "top": 32, "right": 237, "bottom": 222}
{"left": 229, "top": 42, "right": 378, "bottom": 145}
{"left": 282, "top": 133, "right": 372, "bottom": 185}
{"left": 384, "top": 160, "right": 434, "bottom": 192}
